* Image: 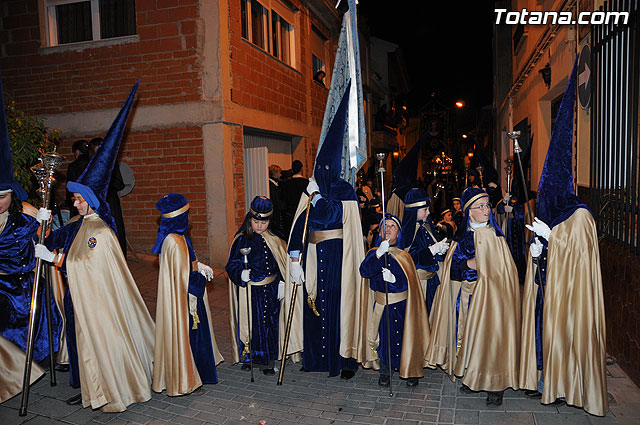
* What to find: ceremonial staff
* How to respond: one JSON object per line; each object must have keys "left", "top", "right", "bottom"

{"left": 504, "top": 158, "right": 514, "bottom": 218}
{"left": 277, "top": 193, "right": 314, "bottom": 385}
{"left": 20, "top": 150, "right": 64, "bottom": 416}
{"left": 376, "top": 152, "right": 394, "bottom": 398}
{"left": 507, "top": 131, "right": 544, "bottom": 297}
{"left": 239, "top": 247, "right": 254, "bottom": 382}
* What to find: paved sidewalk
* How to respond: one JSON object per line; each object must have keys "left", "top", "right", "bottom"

{"left": 1, "top": 254, "right": 638, "bottom": 425}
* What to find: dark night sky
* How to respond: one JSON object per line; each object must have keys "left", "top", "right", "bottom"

{"left": 358, "top": 0, "right": 495, "bottom": 113}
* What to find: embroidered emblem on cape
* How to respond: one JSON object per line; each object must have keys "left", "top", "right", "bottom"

{"left": 88, "top": 237, "right": 97, "bottom": 249}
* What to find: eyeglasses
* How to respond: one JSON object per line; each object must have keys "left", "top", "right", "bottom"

{"left": 71, "top": 197, "right": 86, "bottom": 204}
{"left": 469, "top": 202, "right": 492, "bottom": 210}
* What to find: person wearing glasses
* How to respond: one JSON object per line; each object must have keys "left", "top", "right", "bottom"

{"left": 427, "top": 187, "right": 520, "bottom": 407}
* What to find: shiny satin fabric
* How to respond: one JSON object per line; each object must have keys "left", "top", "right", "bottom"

{"left": 356, "top": 247, "right": 430, "bottom": 378}
{"left": 290, "top": 193, "right": 364, "bottom": 360}
{"left": 0, "top": 335, "right": 45, "bottom": 403}
{"left": 228, "top": 230, "right": 302, "bottom": 363}
{"left": 386, "top": 192, "right": 405, "bottom": 222}
{"left": 66, "top": 214, "right": 155, "bottom": 412}
{"left": 153, "top": 234, "right": 202, "bottom": 396}
{"left": 427, "top": 225, "right": 521, "bottom": 391}
{"left": 520, "top": 209, "right": 607, "bottom": 416}
{"left": 50, "top": 264, "right": 69, "bottom": 365}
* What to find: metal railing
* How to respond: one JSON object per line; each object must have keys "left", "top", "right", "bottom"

{"left": 590, "top": 0, "right": 640, "bottom": 252}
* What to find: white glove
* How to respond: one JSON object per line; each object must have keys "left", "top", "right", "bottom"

{"left": 504, "top": 205, "right": 513, "bottom": 213}
{"left": 290, "top": 260, "right": 304, "bottom": 285}
{"left": 529, "top": 238, "right": 543, "bottom": 258}
{"left": 376, "top": 239, "right": 390, "bottom": 259}
{"left": 526, "top": 217, "right": 552, "bottom": 241}
{"left": 429, "top": 239, "right": 450, "bottom": 256}
{"left": 240, "top": 269, "right": 251, "bottom": 283}
{"left": 306, "top": 178, "right": 320, "bottom": 195}
{"left": 381, "top": 267, "right": 396, "bottom": 284}
{"left": 35, "top": 244, "right": 56, "bottom": 263}
{"left": 197, "top": 262, "right": 213, "bottom": 281}
{"left": 277, "top": 280, "right": 285, "bottom": 301}
{"left": 36, "top": 208, "right": 51, "bottom": 224}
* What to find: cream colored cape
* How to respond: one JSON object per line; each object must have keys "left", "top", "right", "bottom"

{"left": 356, "top": 247, "right": 431, "bottom": 378}
{"left": 0, "top": 335, "right": 45, "bottom": 403}
{"left": 153, "top": 234, "right": 223, "bottom": 396}
{"left": 288, "top": 193, "right": 365, "bottom": 359}
{"left": 520, "top": 208, "right": 607, "bottom": 416}
{"left": 386, "top": 192, "right": 405, "bottom": 222}
{"left": 427, "top": 225, "right": 521, "bottom": 391}
{"left": 228, "top": 229, "right": 303, "bottom": 363}
{"left": 66, "top": 214, "right": 155, "bottom": 412}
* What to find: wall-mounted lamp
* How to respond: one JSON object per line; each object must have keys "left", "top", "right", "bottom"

{"left": 539, "top": 63, "right": 551, "bottom": 89}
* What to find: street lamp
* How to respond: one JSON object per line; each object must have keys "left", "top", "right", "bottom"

{"left": 455, "top": 101, "right": 464, "bottom": 108}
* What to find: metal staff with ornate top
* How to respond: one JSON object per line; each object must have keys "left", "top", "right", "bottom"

{"left": 506, "top": 131, "right": 544, "bottom": 298}
{"left": 20, "top": 149, "right": 64, "bottom": 417}
{"left": 239, "top": 246, "right": 254, "bottom": 382}
{"left": 376, "top": 152, "right": 394, "bottom": 398}
{"left": 277, "top": 192, "right": 314, "bottom": 385}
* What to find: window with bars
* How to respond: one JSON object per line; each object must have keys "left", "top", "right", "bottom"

{"left": 240, "top": 0, "right": 296, "bottom": 68}
{"left": 590, "top": 0, "right": 640, "bottom": 252}
{"left": 43, "top": 0, "right": 136, "bottom": 47}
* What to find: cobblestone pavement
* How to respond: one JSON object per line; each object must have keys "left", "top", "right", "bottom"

{"left": 1, "top": 254, "right": 639, "bottom": 425}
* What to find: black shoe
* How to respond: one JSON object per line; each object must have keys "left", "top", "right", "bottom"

{"left": 486, "top": 391, "right": 504, "bottom": 407}
{"left": 546, "top": 398, "right": 566, "bottom": 406}
{"left": 524, "top": 389, "right": 542, "bottom": 399}
{"left": 240, "top": 363, "right": 251, "bottom": 371}
{"left": 66, "top": 393, "right": 82, "bottom": 406}
{"left": 459, "top": 384, "right": 475, "bottom": 394}
{"left": 406, "top": 377, "right": 419, "bottom": 387}
{"left": 299, "top": 366, "right": 309, "bottom": 372}
{"left": 192, "top": 387, "right": 205, "bottom": 396}
{"left": 262, "top": 368, "right": 275, "bottom": 375}
{"left": 340, "top": 369, "right": 355, "bottom": 380}
{"left": 55, "top": 364, "right": 69, "bottom": 372}
{"left": 378, "top": 375, "right": 390, "bottom": 387}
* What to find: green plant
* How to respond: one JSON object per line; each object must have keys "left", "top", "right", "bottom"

{"left": 5, "top": 97, "right": 59, "bottom": 205}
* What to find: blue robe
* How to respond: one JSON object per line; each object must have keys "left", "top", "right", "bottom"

{"left": 226, "top": 233, "right": 282, "bottom": 366}
{"left": 186, "top": 262, "right": 218, "bottom": 383}
{"left": 288, "top": 197, "right": 356, "bottom": 376}
{"left": 0, "top": 212, "right": 61, "bottom": 362}
{"left": 406, "top": 220, "right": 442, "bottom": 314}
{"left": 497, "top": 202, "right": 527, "bottom": 284}
{"left": 359, "top": 249, "right": 408, "bottom": 371}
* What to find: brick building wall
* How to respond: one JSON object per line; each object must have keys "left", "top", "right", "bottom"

{"left": 0, "top": 0, "right": 212, "bottom": 259}
{"left": 0, "top": 0, "right": 201, "bottom": 113}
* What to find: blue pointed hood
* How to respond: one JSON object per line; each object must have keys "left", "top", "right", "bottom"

{"left": 536, "top": 57, "right": 587, "bottom": 228}
{"left": 0, "top": 72, "right": 28, "bottom": 201}
{"left": 67, "top": 81, "right": 138, "bottom": 211}
{"left": 392, "top": 131, "right": 429, "bottom": 199}
{"left": 313, "top": 80, "right": 356, "bottom": 201}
